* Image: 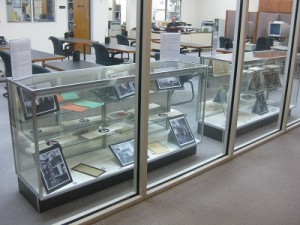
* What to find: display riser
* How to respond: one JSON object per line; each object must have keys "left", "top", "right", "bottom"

{"left": 198, "top": 114, "right": 279, "bottom": 142}
{"left": 19, "top": 146, "right": 196, "bottom": 212}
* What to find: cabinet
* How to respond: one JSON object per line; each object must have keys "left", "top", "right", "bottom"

{"left": 7, "top": 60, "right": 206, "bottom": 212}
{"left": 200, "top": 51, "right": 287, "bottom": 141}
{"left": 67, "top": 1, "right": 74, "bottom": 34}
{"left": 259, "top": 0, "right": 292, "bottom": 13}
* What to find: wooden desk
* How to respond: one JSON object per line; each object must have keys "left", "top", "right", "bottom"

{"left": 152, "top": 40, "right": 211, "bottom": 57}
{"left": 216, "top": 48, "right": 233, "bottom": 54}
{"left": 104, "top": 44, "right": 136, "bottom": 63}
{"left": 202, "top": 50, "right": 287, "bottom": 65}
{"left": 58, "top": 37, "right": 99, "bottom": 61}
{"left": 31, "top": 50, "right": 65, "bottom": 62}
{"left": 179, "top": 42, "right": 212, "bottom": 57}
{"left": 2, "top": 49, "right": 65, "bottom": 63}
{"left": 42, "top": 60, "right": 102, "bottom": 71}
{"left": 0, "top": 44, "right": 10, "bottom": 51}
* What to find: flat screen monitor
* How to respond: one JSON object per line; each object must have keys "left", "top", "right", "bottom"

{"left": 268, "top": 21, "right": 290, "bottom": 38}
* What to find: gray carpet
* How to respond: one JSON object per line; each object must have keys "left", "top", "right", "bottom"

{"left": 93, "top": 126, "right": 300, "bottom": 225}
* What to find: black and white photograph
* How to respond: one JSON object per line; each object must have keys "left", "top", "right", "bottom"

{"left": 252, "top": 91, "right": 269, "bottom": 115}
{"left": 168, "top": 115, "right": 195, "bottom": 147}
{"left": 114, "top": 82, "right": 135, "bottom": 99}
{"left": 109, "top": 139, "right": 135, "bottom": 166}
{"left": 263, "top": 71, "right": 282, "bottom": 88}
{"left": 248, "top": 72, "right": 262, "bottom": 91}
{"left": 38, "top": 145, "right": 72, "bottom": 194}
{"left": 156, "top": 76, "right": 182, "bottom": 90}
{"left": 18, "top": 87, "right": 60, "bottom": 120}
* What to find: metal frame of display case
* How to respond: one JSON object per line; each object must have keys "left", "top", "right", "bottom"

{"left": 7, "top": 60, "right": 207, "bottom": 212}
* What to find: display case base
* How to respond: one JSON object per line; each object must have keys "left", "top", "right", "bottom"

{"left": 19, "top": 146, "right": 196, "bottom": 212}
{"left": 198, "top": 114, "right": 279, "bottom": 142}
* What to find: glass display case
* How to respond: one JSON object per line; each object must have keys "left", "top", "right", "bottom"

{"left": 7, "top": 60, "right": 206, "bottom": 212}
{"left": 200, "top": 50, "right": 287, "bottom": 142}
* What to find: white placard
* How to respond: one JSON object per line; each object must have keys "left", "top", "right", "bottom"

{"left": 160, "top": 32, "right": 181, "bottom": 61}
{"left": 10, "top": 38, "right": 32, "bottom": 79}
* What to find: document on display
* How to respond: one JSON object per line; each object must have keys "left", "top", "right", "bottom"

{"left": 160, "top": 32, "right": 181, "bottom": 61}
{"left": 10, "top": 38, "right": 32, "bottom": 79}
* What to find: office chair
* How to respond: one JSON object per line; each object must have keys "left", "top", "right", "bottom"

{"left": 255, "top": 37, "right": 273, "bottom": 51}
{"left": 49, "top": 36, "right": 74, "bottom": 59}
{"left": 0, "top": 51, "right": 51, "bottom": 98}
{"left": 0, "top": 51, "right": 12, "bottom": 98}
{"left": 32, "top": 64, "right": 51, "bottom": 74}
{"left": 92, "top": 43, "right": 124, "bottom": 66}
{"left": 154, "top": 53, "right": 194, "bottom": 105}
{"left": 116, "top": 34, "right": 135, "bottom": 61}
{"left": 219, "top": 36, "right": 233, "bottom": 49}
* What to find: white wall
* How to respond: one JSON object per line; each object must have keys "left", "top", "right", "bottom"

{"left": 182, "top": 0, "right": 259, "bottom": 28}
{"left": 0, "top": 0, "right": 260, "bottom": 52}
{"left": 0, "top": 0, "right": 68, "bottom": 52}
{"left": 91, "top": 0, "right": 109, "bottom": 43}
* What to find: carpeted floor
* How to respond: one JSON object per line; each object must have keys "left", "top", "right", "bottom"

{"left": 93, "top": 126, "right": 300, "bottom": 225}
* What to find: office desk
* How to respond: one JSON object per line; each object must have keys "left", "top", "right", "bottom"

{"left": 31, "top": 50, "right": 65, "bottom": 62}
{"left": 42, "top": 60, "right": 102, "bottom": 71}
{"left": 2, "top": 49, "right": 65, "bottom": 62}
{"left": 216, "top": 48, "right": 233, "bottom": 54}
{"left": 58, "top": 37, "right": 99, "bottom": 61}
{"left": 179, "top": 42, "right": 212, "bottom": 57}
{"left": 0, "top": 44, "right": 10, "bottom": 50}
{"left": 202, "top": 50, "right": 287, "bottom": 64}
{"left": 104, "top": 44, "right": 136, "bottom": 63}
{"left": 152, "top": 40, "right": 211, "bottom": 57}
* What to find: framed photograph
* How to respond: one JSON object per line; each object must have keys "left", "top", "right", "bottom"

{"left": 252, "top": 91, "right": 268, "bottom": 115}
{"left": 168, "top": 115, "right": 195, "bottom": 147}
{"left": 18, "top": 87, "right": 60, "bottom": 120}
{"left": 109, "top": 139, "right": 135, "bottom": 166}
{"left": 38, "top": 144, "right": 72, "bottom": 194}
{"left": 248, "top": 72, "right": 262, "bottom": 91}
{"left": 114, "top": 81, "right": 135, "bottom": 99}
{"left": 155, "top": 76, "right": 182, "bottom": 90}
{"left": 72, "top": 163, "right": 106, "bottom": 177}
{"left": 263, "top": 71, "right": 281, "bottom": 88}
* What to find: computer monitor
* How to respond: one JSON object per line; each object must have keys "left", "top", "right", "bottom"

{"left": 268, "top": 21, "right": 290, "bottom": 38}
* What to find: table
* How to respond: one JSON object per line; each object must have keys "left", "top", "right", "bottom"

{"left": 104, "top": 44, "right": 136, "bottom": 63}
{"left": 31, "top": 50, "right": 65, "bottom": 62}
{"left": 42, "top": 60, "right": 102, "bottom": 71}
{"left": 179, "top": 42, "right": 212, "bottom": 57}
{"left": 152, "top": 39, "right": 211, "bottom": 57}
{"left": 0, "top": 44, "right": 10, "bottom": 51}
{"left": 216, "top": 48, "right": 233, "bottom": 54}
{"left": 202, "top": 50, "right": 287, "bottom": 64}
{"left": 2, "top": 49, "right": 65, "bottom": 63}
{"left": 58, "top": 37, "right": 99, "bottom": 61}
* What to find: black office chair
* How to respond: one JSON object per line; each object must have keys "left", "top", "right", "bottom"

{"left": 0, "top": 51, "right": 51, "bottom": 98}
{"left": 92, "top": 43, "right": 124, "bottom": 66}
{"left": 116, "top": 34, "right": 135, "bottom": 61}
{"left": 49, "top": 36, "right": 74, "bottom": 59}
{"left": 32, "top": 64, "right": 51, "bottom": 74}
{"left": 154, "top": 53, "right": 194, "bottom": 105}
{"left": 219, "top": 36, "right": 233, "bottom": 49}
{"left": 255, "top": 37, "right": 273, "bottom": 51}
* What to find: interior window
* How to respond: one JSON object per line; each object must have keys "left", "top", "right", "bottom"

{"left": 6, "top": 0, "right": 55, "bottom": 22}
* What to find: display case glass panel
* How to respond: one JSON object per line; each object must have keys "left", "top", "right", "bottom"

{"left": 7, "top": 60, "right": 205, "bottom": 211}
{"left": 234, "top": 0, "right": 294, "bottom": 148}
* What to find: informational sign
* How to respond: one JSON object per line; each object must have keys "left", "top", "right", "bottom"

{"left": 10, "top": 38, "right": 32, "bottom": 79}
{"left": 160, "top": 32, "right": 181, "bottom": 61}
